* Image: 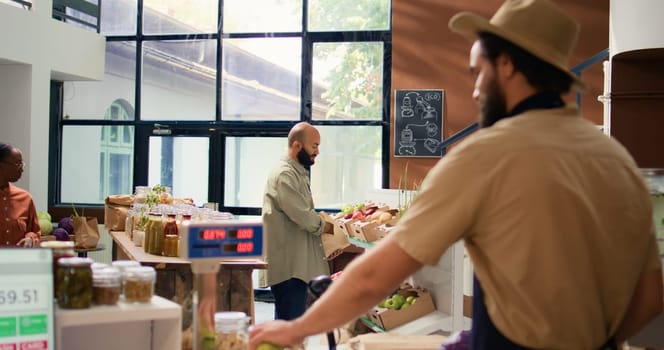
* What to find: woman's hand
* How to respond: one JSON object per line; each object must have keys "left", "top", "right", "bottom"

{"left": 17, "top": 232, "right": 39, "bottom": 247}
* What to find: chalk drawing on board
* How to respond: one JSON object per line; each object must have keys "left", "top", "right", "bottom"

{"left": 395, "top": 90, "right": 444, "bottom": 157}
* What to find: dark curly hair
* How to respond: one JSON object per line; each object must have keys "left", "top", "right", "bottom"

{"left": 0, "top": 142, "right": 14, "bottom": 162}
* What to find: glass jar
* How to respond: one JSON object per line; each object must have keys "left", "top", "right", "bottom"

{"left": 213, "top": 312, "right": 251, "bottom": 350}
{"left": 134, "top": 186, "right": 149, "bottom": 204}
{"left": 164, "top": 234, "right": 180, "bottom": 257}
{"left": 145, "top": 213, "right": 164, "bottom": 255}
{"left": 57, "top": 257, "right": 94, "bottom": 309}
{"left": 111, "top": 260, "right": 141, "bottom": 298}
{"left": 123, "top": 266, "right": 156, "bottom": 303}
{"left": 41, "top": 241, "right": 76, "bottom": 299}
{"left": 642, "top": 168, "right": 664, "bottom": 253}
{"left": 93, "top": 267, "right": 122, "bottom": 305}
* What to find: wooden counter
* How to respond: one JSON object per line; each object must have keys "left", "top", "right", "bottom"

{"left": 109, "top": 230, "right": 266, "bottom": 326}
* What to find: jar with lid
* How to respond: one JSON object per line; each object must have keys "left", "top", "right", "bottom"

{"left": 145, "top": 213, "right": 164, "bottom": 255}
{"left": 163, "top": 213, "right": 179, "bottom": 257}
{"left": 93, "top": 267, "right": 121, "bottom": 305}
{"left": 57, "top": 257, "right": 94, "bottom": 309}
{"left": 641, "top": 168, "right": 664, "bottom": 252}
{"left": 133, "top": 186, "right": 149, "bottom": 204}
{"left": 123, "top": 266, "right": 156, "bottom": 303}
{"left": 41, "top": 241, "right": 76, "bottom": 299}
{"left": 111, "top": 260, "right": 141, "bottom": 298}
{"left": 213, "top": 312, "right": 251, "bottom": 350}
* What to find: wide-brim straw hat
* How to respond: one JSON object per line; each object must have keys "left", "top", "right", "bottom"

{"left": 449, "top": 0, "right": 586, "bottom": 91}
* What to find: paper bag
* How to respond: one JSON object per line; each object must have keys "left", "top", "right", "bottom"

{"left": 72, "top": 216, "right": 100, "bottom": 249}
{"left": 104, "top": 194, "right": 134, "bottom": 231}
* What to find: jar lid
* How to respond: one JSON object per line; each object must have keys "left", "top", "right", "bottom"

{"left": 40, "top": 241, "right": 75, "bottom": 249}
{"left": 58, "top": 257, "right": 94, "bottom": 267}
{"left": 124, "top": 266, "right": 156, "bottom": 281}
{"left": 214, "top": 311, "right": 248, "bottom": 323}
{"left": 91, "top": 262, "right": 109, "bottom": 270}
{"left": 111, "top": 260, "right": 141, "bottom": 270}
{"left": 93, "top": 267, "right": 121, "bottom": 281}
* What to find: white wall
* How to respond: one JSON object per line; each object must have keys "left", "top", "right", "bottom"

{"left": 609, "top": 0, "right": 664, "bottom": 57}
{"left": 0, "top": 1, "right": 105, "bottom": 209}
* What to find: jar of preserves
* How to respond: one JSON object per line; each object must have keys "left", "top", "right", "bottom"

{"left": 40, "top": 241, "right": 76, "bottom": 299}
{"left": 213, "top": 312, "right": 251, "bottom": 350}
{"left": 57, "top": 257, "right": 94, "bottom": 309}
{"left": 111, "top": 260, "right": 141, "bottom": 298}
{"left": 145, "top": 213, "right": 164, "bottom": 255}
{"left": 93, "top": 267, "right": 121, "bottom": 305}
{"left": 164, "top": 234, "right": 179, "bottom": 257}
{"left": 123, "top": 266, "right": 156, "bottom": 303}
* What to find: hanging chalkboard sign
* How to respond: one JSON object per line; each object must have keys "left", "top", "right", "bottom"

{"left": 394, "top": 89, "right": 444, "bottom": 157}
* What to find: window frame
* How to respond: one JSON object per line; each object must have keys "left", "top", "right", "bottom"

{"left": 48, "top": 0, "right": 392, "bottom": 215}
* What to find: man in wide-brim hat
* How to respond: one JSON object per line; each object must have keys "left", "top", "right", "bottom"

{"left": 248, "top": 1, "right": 663, "bottom": 349}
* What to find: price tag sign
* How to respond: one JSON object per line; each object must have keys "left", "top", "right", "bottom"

{"left": 0, "top": 249, "right": 54, "bottom": 350}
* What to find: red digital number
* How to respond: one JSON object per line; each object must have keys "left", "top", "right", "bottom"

{"left": 236, "top": 242, "right": 254, "bottom": 253}
{"left": 236, "top": 228, "right": 253, "bottom": 239}
{"left": 202, "top": 229, "right": 225, "bottom": 240}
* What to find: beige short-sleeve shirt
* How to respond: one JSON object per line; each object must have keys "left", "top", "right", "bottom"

{"left": 390, "top": 106, "right": 661, "bottom": 348}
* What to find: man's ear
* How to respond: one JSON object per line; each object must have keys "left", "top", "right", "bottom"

{"left": 496, "top": 53, "right": 516, "bottom": 79}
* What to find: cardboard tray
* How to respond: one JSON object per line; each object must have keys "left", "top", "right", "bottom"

{"left": 367, "top": 288, "right": 436, "bottom": 330}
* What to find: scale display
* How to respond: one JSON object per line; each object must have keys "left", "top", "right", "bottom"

{"left": 0, "top": 249, "right": 54, "bottom": 350}
{"left": 181, "top": 221, "right": 264, "bottom": 260}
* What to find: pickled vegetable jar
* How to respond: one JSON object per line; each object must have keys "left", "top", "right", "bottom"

{"left": 213, "top": 312, "right": 251, "bottom": 350}
{"left": 57, "top": 257, "right": 94, "bottom": 309}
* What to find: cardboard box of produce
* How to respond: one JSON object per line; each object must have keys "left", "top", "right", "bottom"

{"left": 367, "top": 286, "right": 436, "bottom": 330}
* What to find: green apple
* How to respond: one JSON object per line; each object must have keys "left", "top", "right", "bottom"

{"left": 383, "top": 298, "right": 398, "bottom": 309}
{"left": 405, "top": 296, "right": 416, "bottom": 304}
{"left": 401, "top": 302, "right": 411, "bottom": 309}
{"left": 392, "top": 295, "right": 406, "bottom": 309}
{"left": 378, "top": 299, "right": 387, "bottom": 308}
{"left": 256, "top": 342, "right": 284, "bottom": 350}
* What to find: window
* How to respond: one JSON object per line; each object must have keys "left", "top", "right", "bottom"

{"left": 52, "top": 0, "right": 391, "bottom": 214}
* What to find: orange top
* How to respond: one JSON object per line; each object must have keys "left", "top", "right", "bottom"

{"left": 0, "top": 184, "right": 40, "bottom": 246}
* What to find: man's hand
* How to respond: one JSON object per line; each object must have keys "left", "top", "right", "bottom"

{"left": 249, "top": 320, "right": 304, "bottom": 350}
{"left": 319, "top": 212, "right": 335, "bottom": 234}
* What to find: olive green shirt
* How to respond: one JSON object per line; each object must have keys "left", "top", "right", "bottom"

{"left": 262, "top": 156, "right": 329, "bottom": 286}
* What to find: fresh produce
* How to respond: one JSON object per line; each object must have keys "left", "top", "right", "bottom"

{"left": 39, "top": 219, "right": 53, "bottom": 235}
{"left": 37, "top": 211, "right": 52, "bottom": 222}
{"left": 378, "top": 292, "right": 418, "bottom": 310}
{"left": 256, "top": 342, "right": 283, "bottom": 350}
{"left": 53, "top": 227, "right": 70, "bottom": 241}
{"left": 58, "top": 217, "right": 75, "bottom": 234}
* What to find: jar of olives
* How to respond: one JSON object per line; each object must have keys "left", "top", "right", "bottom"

{"left": 213, "top": 312, "right": 251, "bottom": 350}
{"left": 123, "top": 266, "right": 156, "bottom": 303}
{"left": 57, "top": 257, "right": 94, "bottom": 309}
{"left": 93, "top": 267, "right": 122, "bottom": 305}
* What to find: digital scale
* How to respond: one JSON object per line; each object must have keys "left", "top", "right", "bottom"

{"left": 180, "top": 220, "right": 264, "bottom": 350}
{"left": 180, "top": 220, "right": 264, "bottom": 273}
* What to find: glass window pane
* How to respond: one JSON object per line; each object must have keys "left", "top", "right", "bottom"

{"left": 224, "top": 127, "right": 383, "bottom": 209}
{"left": 101, "top": 0, "right": 137, "bottom": 35}
{"left": 224, "top": 137, "right": 286, "bottom": 207}
{"left": 312, "top": 125, "right": 382, "bottom": 208}
{"left": 308, "top": 0, "right": 390, "bottom": 32}
{"left": 64, "top": 42, "right": 136, "bottom": 120}
{"left": 61, "top": 125, "right": 135, "bottom": 203}
{"left": 142, "top": 40, "right": 216, "bottom": 121}
{"left": 143, "top": 0, "right": 218, "bottom": 34}
{"left": 222, "top": 0, "right": 302, "bottom": 33}
{"left": 148, "top": 136, "right": 209, "bottom": 206}
{"left": 312, "top": 42, "right": 383, "bottom": 120}
{"left": 222, "top": 38, "right": 301, "bottom": 121}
